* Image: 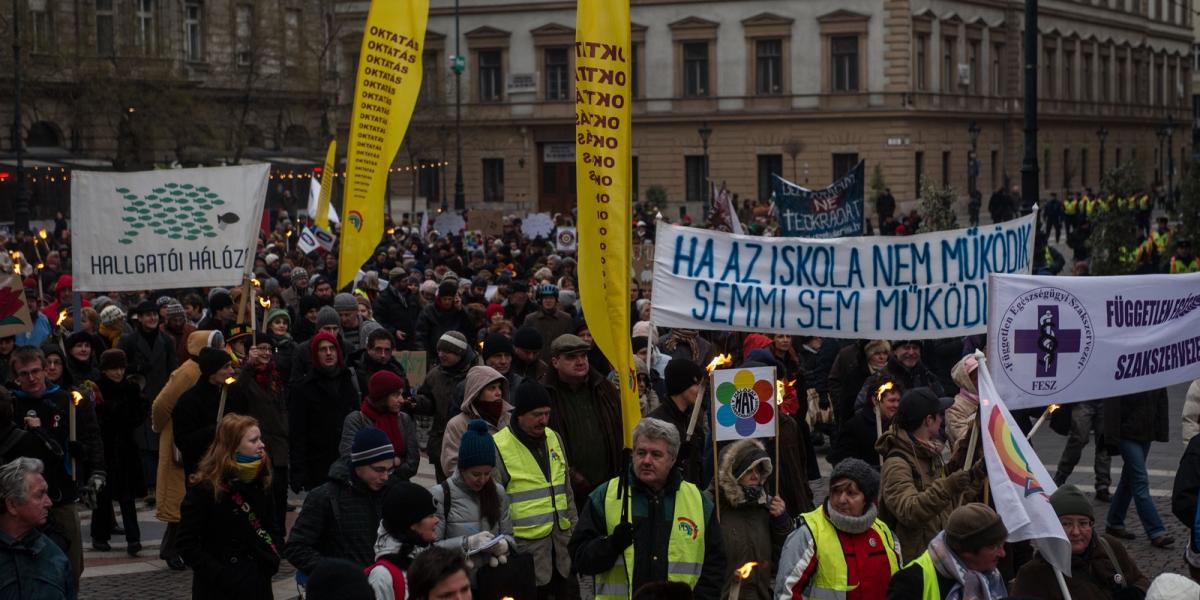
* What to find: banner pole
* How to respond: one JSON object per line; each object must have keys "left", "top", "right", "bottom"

{"left": 712, "top": 402, "right": 721, "bottom": 522}
{"left": 1054, "top": 568, "right": 1073, "bottom": 600}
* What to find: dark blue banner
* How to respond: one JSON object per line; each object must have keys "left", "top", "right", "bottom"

{"left": 772, "top": 161, "right": 865, "bottom": 238}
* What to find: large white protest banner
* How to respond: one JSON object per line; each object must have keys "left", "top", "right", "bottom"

{"left": 651, "top": 213, "right": 1037, "bottom": 339}
{"left": 978, "top": 358, "right": 1072, "bottom": 576}
{"left": 72, "top": 165, "right": 269, "bottom": 292}
{"left": 988, "top": 271, "right": 1200, "bottom": 410}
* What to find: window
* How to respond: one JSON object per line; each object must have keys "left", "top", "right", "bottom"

{"left": 421, "top": 50, "right": 439, "bottom": 101}
{"left": 1115, "top": 147, "right": 1122, "bottom": 166}
{"left": 482, "top": 159, "right": 504, "bottom": 202}
{"left": 757, "top": 155, "right": 783, "bottom": 201}
{"left": 833, "top": 153, "right": 859, "bottom": 180}
{"left": 1081, "top": 52, "right": 1093, "bottom": 101}
{"left": 991, "top": 43, "right": 1006, "bottom": 96}
{"left": 831, "top": 36, "right": 859, "bottom": 92}
{"left": 235, "top": 5, "right": 253, "bottom": 66}
{"left": 755, "top": 39, "right": 783, "bottom": 95}
{"left": 1081, "top": 148, "right": 1089, "bottom": 186}
{"left": 1063, "top": 50, "right": 1074, "bottom": 100}
{"left": 96, "top": 0, "right": 115, "bottom": 56}
{"left": 631, "top": 44, "right": 640, "bottom": 98}
{"left": 990, "top": 150, "right": 999, "bottom": 192}
{"left": 418, "top": 159, "right": 441, "bottom": 202}
{"left": 1044, "top": 148, "right": 1051, "bottom": 188}
{"left": 685, "top": 156, "right": 708, "bottom": 202}
{"left": 942, "top": 36, "right": 957, "bottom": 92}
{"left": 184, "top": 1, "right": 203, "bottom": 61}
{"left": 1117, "top": 55, "right": 1127, "bottom": 102}
{"left": 915, "top": 151, "right": 925, "bottom": 193}
{"left": 544, "top": 47, "right": 569, "bottom": 100}
{"left": 1099, "top": 53, "right": 1110, "bottom": 101}
{"left": 967, "top": 39, "right": 981, "bottom": 94}
{"left": 915, "top": 35, "right": 929, "bottom": 91}
{"left": 135, "top": 0, "right": 155, "bottom": 55}
{"left": 941, "top": 151, "right": 951, "bottom": 186}
{"left": 284, "top": 9, "right": 301, "bottom": 66}
{"left": 632, "top": 156, "right": 640, "bottom": 201}
{"left": 29, "top": 0, "right": 51, "bottom": 53}
{"left": 478, "top": 50, "right": 503, "bottom": 101}
{"left": 324, "top": 12, "right": 336, "bottom": 71}
{"left": 683, "top": 42, "right": 709, "bottom": 97}
{"left": 1062, "top": 148, "right": 1071, "bottom": 188}
{"left": 1043, "top": 46, "right": 1056, "bottom": 99}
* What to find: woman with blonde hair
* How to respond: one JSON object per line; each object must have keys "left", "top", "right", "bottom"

{"left": 177, "top": 414, "right": 282, "bottom": 599}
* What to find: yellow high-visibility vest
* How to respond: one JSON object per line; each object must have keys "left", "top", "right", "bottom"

{"left": 493, "top": 427, "right": 572, "bottom": 539}
{"left": 796, "top": 506, "right": 901, "bottom": 598}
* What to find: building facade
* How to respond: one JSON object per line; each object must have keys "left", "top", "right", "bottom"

{"left": 344, "top": 0, "right": 1193, "bottom": 218}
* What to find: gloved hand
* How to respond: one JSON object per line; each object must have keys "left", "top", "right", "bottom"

{"left": 488, "top": 538, "right": 509, "bottom": 557}
{"left": 466, "top": 531, "right": 495, "bottom": 553}
{"left": 608, "top": 521, "right": 635, "bottom": 551}
{"left": 89, "top": 471, "right": 107, "bottom": 494}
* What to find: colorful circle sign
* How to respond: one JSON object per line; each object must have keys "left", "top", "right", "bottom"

{"left": 715, "top": 369, "right": 775, "bottom": 436}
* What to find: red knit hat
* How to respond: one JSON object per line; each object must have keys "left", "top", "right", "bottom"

{"left": 485, "top": 303, "right": 505, "bottom": 321}
{"left": 368, "top": 370, "right": 406, "bottom": 403}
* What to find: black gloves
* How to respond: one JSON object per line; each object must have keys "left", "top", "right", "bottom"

{"left": 608, "top": 521, "right": 635, "bottom": 551}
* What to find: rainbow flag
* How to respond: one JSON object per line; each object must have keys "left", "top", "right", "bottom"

{"left": 978, "top": 358, "right": 1072, "bottom": 576}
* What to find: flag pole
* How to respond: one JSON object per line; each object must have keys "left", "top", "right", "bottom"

{"left": 712, "top": 400, "right": 721, "bottom": 522}
{"left": 1054, "top": 569, "right": 1073, "bottom": 599}
{"left": 774, "top": 384, "right": 781, "bottom": 496}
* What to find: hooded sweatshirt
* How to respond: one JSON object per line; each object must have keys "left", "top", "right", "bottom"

{"left": 874, "top": 424, "right": 974, "bottom": 556}
{"left": 440, "top": 366, "right": 511, "bottom": 476}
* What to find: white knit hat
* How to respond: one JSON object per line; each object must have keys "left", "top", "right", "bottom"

{"left": 1147, "top": 573, "right": 1200, "bottom": 600}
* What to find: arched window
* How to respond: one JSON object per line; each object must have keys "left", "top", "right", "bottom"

{"left": 283, "top": 124, "right": 309, "bottom": 148}
{"left": 27, "top": 121, "right": 62, "bottom": 147}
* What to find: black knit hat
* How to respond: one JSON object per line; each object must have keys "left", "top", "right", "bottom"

{"left": 664, "top": 358, "right": 706, "bottom": 397}
{"left": 381, "top": 481, "right": 438, "bottom": 537}
{"left": 830, "top": 458, "right": 881, "bottom": 502}
{"left": 98, "top": 349, "right": 127, "bottom": 371}
{"left": 197, "top": 346, "right": 232, "bottom": 378}
{"left": 208, "top": 292, "right": 233, "bottom": 313}
{"left": 512, "top": 378, "right": 552, "bottom": 418}
{"left": 481, "top": 334, "right": 515, "bottom": 360}
{"left": 437, "top": 280, "right": 458, "bottom": 297}
{"left": 513, "top": 327, "right": 543, "bottom": 351}
{"left": 65, "top": 330, "right": 92, "bottom": 351}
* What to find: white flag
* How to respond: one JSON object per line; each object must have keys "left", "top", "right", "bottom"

{"left": 307, "top": 178, "right": 341, "bottom": 225}
{"left": 978, "top": 358, "right": 1072, "bottom": 576}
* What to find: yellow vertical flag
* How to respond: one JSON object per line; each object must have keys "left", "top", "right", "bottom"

{"left": 576, "top": 0, "right": 638, "bottom": 447}
{"left": 315, "top": 140, "right": 337, "bottom": 230}
{"left": 338, "top": 0, "right": 429, "bottom": 289}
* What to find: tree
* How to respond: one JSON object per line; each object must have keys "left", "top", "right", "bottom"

{"left": 917, "top": 178, "right": 957, "bottom": 233}
{"left": 1087, "top": 160, "right": 1144, "bottom": 275}
{"left": 1173, "top": 159, "right": 1200, "bottom": 251}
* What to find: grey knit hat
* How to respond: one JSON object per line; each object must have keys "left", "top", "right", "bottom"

{"left": 316, "top": 305, "right": 340, "bottom": 329}
{"left": 333, "top": 292, "right": 358, "bottom": 312}
{"left": 830, "top": 458, "right": 881, "bottom": 502}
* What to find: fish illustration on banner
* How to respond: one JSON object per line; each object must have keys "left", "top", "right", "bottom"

{"left": 771, "top": 161, "right": 865, "bottom": 238}
{"left": 712, "top": 366, "right": 777, "bottom": 441}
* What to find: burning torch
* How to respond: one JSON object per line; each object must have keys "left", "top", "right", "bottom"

{"left": 729, "top": 561, "right": 758, "bottom": 600}
{"left": 873, "top": 381, "right": 896, "bottom": 439}
{"left": 686, "top": 354, "right": 731, "bottom": 442}
{"left": 1027, "top": 404, "right": 1061, "bottom": 440}
{"left": 216, "top": 376, "right": 237, "bottom": 424}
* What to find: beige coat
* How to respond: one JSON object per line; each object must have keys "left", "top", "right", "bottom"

{"left": 151, "top": 330, "right": 217, "bottom": 523}
{"left": 875, "top": 425, "right": 974, "bottom": 556}
{"left": 440, "top": 366, "right": 511, "bottom": 475}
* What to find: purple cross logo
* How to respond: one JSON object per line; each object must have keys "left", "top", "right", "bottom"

{"left": 1014, "top": 306, "right": 1082, "bottom": 378}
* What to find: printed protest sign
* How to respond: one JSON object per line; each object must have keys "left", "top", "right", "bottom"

{"left": 395, "top": 350, "right": 428, "bottom": 387}
{"left": 463, "top": 230, "right": 484, "bottom": 253}
{"left": 298, "top": 226, "right": 337, "bottom": 255}
{"left": 772, "top": 162, "right": 865, "bottom": 238}
{"left": 651, "top": 213, "right": 1037, "bottom": 339}
{"left": 988, "top": 271, "right": 1200, "bottom": 410}
{"left": 712, "top": 366, "right": 777, "bottom": 441}
{"left": 522, "top": 212, "right": 555, "bottom": 239}
{"left": 433, "top": 211, "right": 466, "bottom": 236}
{"left": 71, "top": 165, "right": 269, "bottom": 292}
{"left": 0, "top": 273, "right": 32, "bottom": 337}
{"left": 470, "top": 209, "right": 505, "bottom": 237}
{"left": 555, "top": 227, "right": 577, "bottom": 252}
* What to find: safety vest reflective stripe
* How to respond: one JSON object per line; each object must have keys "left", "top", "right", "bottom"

{"left": 595, "top": 478, "right": 707, "bottom": 599}
{"left": 800, "top": 507, "right": 901, "bottom": 598}
{"left": 908, "top": 552, "right": 942, "bottom": 600}
{"left": 493, "top": 427, "right": 572, "bottom": 539}
{"left": 1063, "top": 199, "right": 1078, "bottom": 215}
{"left": 1152, "top": 231, "right": 1170, "bottom": 253}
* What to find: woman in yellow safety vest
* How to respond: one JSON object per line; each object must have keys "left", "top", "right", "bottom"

{"left": 885, "top": 503, "right": 1008, "bottom": 600}
{"left": 775, "top": 458, "right": 901, "bottom": 600}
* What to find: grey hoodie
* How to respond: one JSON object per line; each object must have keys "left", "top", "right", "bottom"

{"left": 440, "top": 365, "right": 512, "bottom": 475}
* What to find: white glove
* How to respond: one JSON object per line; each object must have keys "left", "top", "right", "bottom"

{"left": 466, "top": 531, "right": 494, "bottom": 553}
{"left": 488, "top": 538, "right": 509, "bottom": 557}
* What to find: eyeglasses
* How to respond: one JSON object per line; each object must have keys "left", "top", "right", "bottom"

{"left": 1059, "top": 519, "right": 1093, "bottom": 532}
{"left": 15, "top": 367, "right": 44, "bottom": 380}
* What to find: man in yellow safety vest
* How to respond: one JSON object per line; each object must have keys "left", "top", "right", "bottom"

{"left": 886, "top": 503, "right": 1009, "bottom": 599}
{"left": 1170, "top": 240, "right": 1199, "bottom": 274}
{"left": 570, "top": 417, "right": 726, "bottom": 599}
{"left": 493, "top": 379, "right": 578, "bottom": 597}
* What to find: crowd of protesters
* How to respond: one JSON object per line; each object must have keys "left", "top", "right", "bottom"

{"left": 0, "top": 199, "right": 1198, "bottom": 600}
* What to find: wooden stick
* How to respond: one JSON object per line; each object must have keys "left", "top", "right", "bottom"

{"left": 964, "top": 418, "right": 980, "bottom": 469}
{"left": 983, "top": 477, "right": 991, "bottom": 505}
{"left": 712, "top": 402, "right": 721, "bottom": 522}
{"left": 1054, "top": 566, "right": 1073, "bottom": 599}
{"left": 774, "top": 394, "right": 781, "bottom": 496}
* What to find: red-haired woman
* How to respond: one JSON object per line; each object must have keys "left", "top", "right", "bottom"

{"left": 177, "top": 414, "right": 282, "bottom": 599}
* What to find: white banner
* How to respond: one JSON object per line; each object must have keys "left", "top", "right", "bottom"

{"left": 988, "top": 272, "right": 1200, "bottom": 410}
{"left": 306, "top": 177, "right": 340, "bottom": 224}
{"left": 978, "top": 358, "right": 1072, "bottom": 575}
{"left": 711, "top": 366, "right": 777, "bottom": 441}
{"left": 651, "top": 213, "right": 1037, "bottom": 339}
{"left": 72, "top": 165, "right": 269, "bottom": 292}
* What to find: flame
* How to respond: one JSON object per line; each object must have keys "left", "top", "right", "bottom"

{"left": 36, "top": 262, "right": 44, "bottom": 270}
{"left": 776, "top": 380, "right": 785, "bottom": 402}
{"left": 71, "top": 391, "right": 83, "bottom": 406}
{"left": 250, "top": 278, "right": 261, "bottom": 288}
{"left": 224, "top": 376, "right": 237, "bottom": 385}
{"left": 258, "top": 296, "right": 271, "bottom": 309}
{"left": 875, "top": 381, "right": 896, "bottom": 401}
{"left": 38, "top": 229, "right": 47, "bottom": 240}
{"left": 387, "top": 227, "right": 396, "bottom": 235}
{"left": 56, "top": 310, "right": 68, "bottom": 326}
{"left": 736, "top": 561, "right": 758, "bottom": 579}
{"left": 285, "top": 229, "right": 293, "bottom": 237}
{"left": 1047, "top": 404, "right": 1061, "bottom": 413}
{"left": 705, "top": 353, "right": 732, "bottom": 374}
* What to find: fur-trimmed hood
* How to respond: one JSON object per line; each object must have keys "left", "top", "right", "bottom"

{"left": 715, "top": 438, "right": 773, "bottom": 508}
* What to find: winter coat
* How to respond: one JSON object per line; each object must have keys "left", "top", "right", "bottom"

{"left": 646, "top": 398, "right": 706, "bottom": 486}
{"left": 854, "top": 357, "right": 945, "bottom": 415}
{"left": 152, "top": 330, "right": 218, "bottom": 523}
{"left": 1172, "top": 434, "right": 1200, "bottom": 528}
{"left": 828, "top": 342, "right": 872, "bottom": 425}
{"left": 830, "top": 405, "right": 886, "bottom": 468}
{"left": 339, "top": 410, "right": 420, "bottom": 481}
{"left": 0, "top": 422, "right": 70, "bottom": 508}
{"left": 875, "top": 425, "right": 974, "bottom": 556}
{"left": 284, "top": 457, "right": 388, "bottom": 573}
{"left": 177, "top": 478, "right": 281, "bottom": 600}
{"left": 944, "top": 357, "right": 979, "bottom": 457}
{"left": 776, "top": 412, "right": 816, "bottom": 515}
{"left": 775, "top": 504, "right": 899, "bottom": 600}
{"left": 373, "top": 286, "right": 418, "bottom": 350}
{"left": 441, "top": 367, "right": 511, "bottom": 476}
{"left": 117, "top": 325, "right": 178, "bottom": 404}
{"left": 0, "top": 528, "right": 73, "bottom": 600}
{"left": 354, "top": 353, "right": 408, "bottom": 401}
{"left": 229, "top": 363, "right": 290, "bottom": 470}
{"left": 95, "top": 375, "right": 148, "bottom": 499}
{"left": 1011, "top": 533, "right": 1148, "bottom": 599}
{"left": 521, "top": 309, "right": 574, "bottom": 361}
{"left": 414, "top": 304, "right": 473, "bottom": 353}
{"left": 1103, "top": 388, "right": 1170, "bottom": 447}
{"left": 429, "top": 470, "right": 516, "bottom": 558}
{"left": 569, "top": 468, "right": 726, "bottom": 599}
{"left": 713, "top": 440, "right": 792, "bottom": 600}
{"left": 11, "top": 383, "right": 104, "bottom": 505}
{"left": 165, "top": 322, "right": 197, "bottom": 365}
{"left": 415, "top": 356, "right": 474, "bottom": 481}
{"left": 173, "top": 379, "right": 247, "bottom": 478}
{"left": 288, "top": 365, "right": 360, "bottom": 491}
{"left": 543, "top": 367, "right": 624, "bottom": 501}
{"left": 1183, "top": 380, "right": 1200, "bottom": 445}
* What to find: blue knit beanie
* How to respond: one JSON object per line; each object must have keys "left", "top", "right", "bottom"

{"left": 350, "top": 426, "right": 394, "bottom": 467}
{"left": 456, "top": 419, "right": 496, "bottom": 471}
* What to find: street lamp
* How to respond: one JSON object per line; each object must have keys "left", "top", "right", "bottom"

{"left": 967, "top": 121, "right": 981, "bottom": 196}
{"left": 698, "top": 121, "right": 712, "bottom": 209}
{"left": 1095, "top": 127, "right": 1108, "bottom": 177}
{"left": 1166, "top": 115, "right": 1176, "bottom": 208}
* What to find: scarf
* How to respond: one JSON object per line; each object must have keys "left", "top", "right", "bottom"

{"left": 926, "top": 532, "right": 1007, "bottom": 600}
{"left": 826, "top": 502, "right": 879, "bottom": 535}
{"left": 476, "top": 400, "right": 503, "bottom": 425}
{"left": 234, "top": 453, "right": 263, "bottom": 482}
{"left": 662, "top": 329, "right": 701, "bottom": 363}
{"left": 361, "top": 399, "right": 405, "bottom": 458}
{"left": 253, "top": 362, "right": 282, "bottom": 397}
{"left": 959, "top": 390, "right": 980, "bottom": 405}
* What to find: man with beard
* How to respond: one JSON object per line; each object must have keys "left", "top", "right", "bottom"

{"left": 228, "top": 339, "right": 291, "bottom": 534}
{"left": 354, "top": 325, "right": 407, "bottom": 395}
{"left": 162, "top": 302, "right": 195, "bottom": 365}
{"left": 481, "top": 333, "right": 522, "bottom": 389}
{"left": 522, "top": 284, "right": 574, "bottom": 362}
{"left": 288, "top": 331, "right": 360, "bottom": 491}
